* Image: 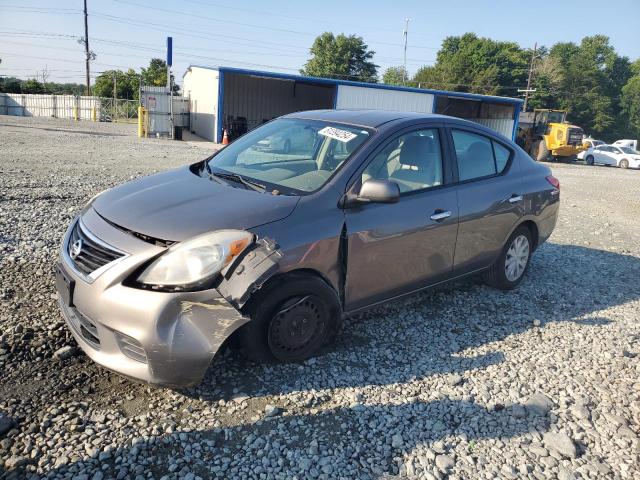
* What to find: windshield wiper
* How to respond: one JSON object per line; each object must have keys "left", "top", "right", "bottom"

{"left": 209, "top": 171, "right": 267, "bottom": 193}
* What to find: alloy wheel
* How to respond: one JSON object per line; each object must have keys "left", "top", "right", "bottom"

{"left": 505, "top": 234, "right": 530, "bottom": 282}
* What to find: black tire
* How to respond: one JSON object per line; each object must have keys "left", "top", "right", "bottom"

{"left": 585, "top": 155, "right": 594, "bottom": 165}
{"left": 483, "top": 226, "right": 533, "bottom": 290}
{"left": 620, "top": 158, "right": 629, "bottom": 169}
{"left": 536, "top": 141, "right": 549, "bottom": 162}
{"left": 237, "top": 274, "right": 341, "bottom": 363}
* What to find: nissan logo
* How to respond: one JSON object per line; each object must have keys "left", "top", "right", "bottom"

{"left": 70, "top": 239, "right": 83, "bottom": 260}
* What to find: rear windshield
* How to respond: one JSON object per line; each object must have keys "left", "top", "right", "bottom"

{"left": 208, "top": 119, "right": 370, "bottom": 194}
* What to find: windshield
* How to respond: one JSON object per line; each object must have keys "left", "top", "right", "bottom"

{"left": 619, "top": 146, "right": 639, "bottom": 154}
{"left": 547, "top": 111, "right": 565, "bottom": 124}
{"left": 207, "top": 119, "right": 370, "bottom": 194}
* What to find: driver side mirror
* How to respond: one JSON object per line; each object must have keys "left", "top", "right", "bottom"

{"left": 355, "top": 179, "right": 400, "bottom": 205}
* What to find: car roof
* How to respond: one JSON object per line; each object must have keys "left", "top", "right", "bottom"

{"left": 283, "top": 109, "right": 452, "bottom": 128}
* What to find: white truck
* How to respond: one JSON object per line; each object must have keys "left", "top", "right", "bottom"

{"left": 613, "top": 139, "right": 638, "bottom": 151}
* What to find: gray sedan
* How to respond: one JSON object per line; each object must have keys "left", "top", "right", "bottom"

{"left": 55, "top": 110, "right": 560, "bottom": 387}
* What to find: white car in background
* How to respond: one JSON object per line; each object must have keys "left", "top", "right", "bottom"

{"left": 584, "top": 144, "right": 640, "bottom": 169}
{"left": 578, "top": 138, "right": 605, "bottom": 161}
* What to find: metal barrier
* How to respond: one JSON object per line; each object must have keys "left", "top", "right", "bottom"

{"left": 0, "top": 93, "right": 99, "bottom": 120}
{"left": 98, "top": 98, "right": 139, "bottom": 123}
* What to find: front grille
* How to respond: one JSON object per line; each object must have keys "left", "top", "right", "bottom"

{"left": 68, "top": 221, "right": 124, "bottom": 275}
{"left": 568, "top": 128, "right": 583, "bottom": 144}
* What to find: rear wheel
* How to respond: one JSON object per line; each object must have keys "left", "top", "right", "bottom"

{"left": 620, "top": 158, "right": 629, "bottom": 169}
{"left": 585, "top": 155, "right": 594, "bottom": 165}
{"left": 483, "top": 226, "right": 532, "bottom": 290}
{"left": 237, "top": 274, "right": 341, "bottom": 363}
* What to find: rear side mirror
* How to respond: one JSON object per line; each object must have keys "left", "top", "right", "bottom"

{"left": 357, "top": 179, "right": 400, "bottom": 204}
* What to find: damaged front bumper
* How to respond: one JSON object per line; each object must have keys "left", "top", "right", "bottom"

{"left": 55, "top": 210, "right": 252, "bottom": 387}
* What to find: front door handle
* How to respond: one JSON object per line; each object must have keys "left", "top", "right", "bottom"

{"left": 508, "top": 194, "right": 523, "bottom": 203}
{"left": 430, "top": 210, "right": 452, "bottom": 221}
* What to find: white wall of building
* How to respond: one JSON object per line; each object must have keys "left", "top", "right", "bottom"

{"left": 183, "top": 67, "right": 219, "bottom": 141}
{"left": 336, "top": 85, "right": 435, "bottom": 113}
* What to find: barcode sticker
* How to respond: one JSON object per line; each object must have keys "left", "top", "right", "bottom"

{"left": 318, "top": 126, "right": 357, "bottom": 143}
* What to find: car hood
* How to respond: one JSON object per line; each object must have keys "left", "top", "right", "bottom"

{"left": 92, "top": 165, "right": 299, "bottom": 241}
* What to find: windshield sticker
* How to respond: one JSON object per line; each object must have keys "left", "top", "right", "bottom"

{"left": 318, "top": 126, "right": 357, "bottom": 143}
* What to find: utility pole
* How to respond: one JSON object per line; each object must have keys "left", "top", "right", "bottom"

{"left": 113, "top": 72, "right": 117, "bottom": 108}
{"left": 402, "top": 18, "right": 410, "bottom": 85}
{"left": 522, "top": 42, "right": 537, "bottom": 112}
{"left": 83, "top": 0, "right": 91, "bottom": 95}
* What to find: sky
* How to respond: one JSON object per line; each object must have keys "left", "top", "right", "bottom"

{"left": 1, "top": 0, "right": 639, "bottom": 89}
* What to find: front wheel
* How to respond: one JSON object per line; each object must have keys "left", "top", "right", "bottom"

{"left": 585, "top": 155, "right": 594, "bottom": 165}
{"left": 237, "top": 274, "right": 341, "bottom": 363}
{"left": 536, "top": 141, "right": 550, "bottom": 162}
{"left": 619, "top": 159, "right": 629, "bottom": 169}
{"left": 483, "top": 226, "right": 532, "bottom": 290}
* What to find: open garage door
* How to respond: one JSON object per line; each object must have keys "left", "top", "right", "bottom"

{"left": 222, "top": 73, "right": 336, "bottom": 140}
{"left": 435, "top": 96, "right": 517, "bottom": 139}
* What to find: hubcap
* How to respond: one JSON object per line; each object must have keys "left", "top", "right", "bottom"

{"left": 505, "top": 234, "right": 530, "bottom": 282}
{"left": 268, "top": 296, "right": 325, "bottom": 356}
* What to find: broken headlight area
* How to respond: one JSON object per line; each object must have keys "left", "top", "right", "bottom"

{"left": 127, "top": 230, "right": 254, "bottom": 292}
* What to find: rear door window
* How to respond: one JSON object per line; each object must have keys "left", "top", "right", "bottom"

{"left": 451, "top": 130, "right": 511, "bottom": 181}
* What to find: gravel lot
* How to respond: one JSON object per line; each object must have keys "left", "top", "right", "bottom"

{"left": 1, "top": 115, "right": 638, "bottom": 479}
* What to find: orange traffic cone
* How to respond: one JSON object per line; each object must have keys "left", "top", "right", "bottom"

{"left": 222, "top": 128, "right": 229, "bottom": 145}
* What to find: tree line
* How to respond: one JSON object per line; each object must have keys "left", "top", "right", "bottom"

{"left": 2, "top": 32, "right": 638, "bottom": 141}
{"left": 0, "top": 58, "right": 177, "bottom": 100}
{"left": 301, "top": 32, "right": 640, "bottom": 142}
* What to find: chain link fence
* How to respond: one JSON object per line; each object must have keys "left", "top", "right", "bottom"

{"left": 98, "top": 98, "right": 139, "bottom": 123}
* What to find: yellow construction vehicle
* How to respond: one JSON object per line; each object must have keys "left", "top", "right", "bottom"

{"left": 517, "top": 109, "right": 586, "bottom": 162}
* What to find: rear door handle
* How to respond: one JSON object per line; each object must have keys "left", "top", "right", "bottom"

{"left": 430, "top": 210, "right": 452, "bottom": 221}
{"left": 508, "top": 194, "right": 523, "bottom": 203}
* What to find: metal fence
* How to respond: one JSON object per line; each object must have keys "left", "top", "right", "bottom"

{"left": 0, "top": 93, "right": 100, "bottom": 120}
{"left": 98, "top": 98, "right": 139, "bottom": 123}
{"left": 0, "top": 93, "right": 143, "bottom": 123}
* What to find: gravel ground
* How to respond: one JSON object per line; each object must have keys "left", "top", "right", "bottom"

{"left": 0, "top": 115, "right": 638, "bottom": 479}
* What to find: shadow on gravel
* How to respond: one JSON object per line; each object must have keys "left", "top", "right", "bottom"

{"left": 0, "top": 122, "right": 130, "bottom": 137}
{"left": 17, "top": 398, "right": 549, "bottom": 479}
{"left": 185, "top": 243, "right": 639, "bottom": 402}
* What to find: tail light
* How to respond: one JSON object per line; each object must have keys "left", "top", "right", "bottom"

{"left": 546, "top": 175, "right": 560, "bottom": 189}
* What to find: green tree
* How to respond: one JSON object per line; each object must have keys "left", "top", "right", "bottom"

{"left": 546, "top": 36, "right": 631, "bottom": 138}
{"left": 0, "top": 76, "right": 22, "bottom": 93}
{"left": 21, "top": 79, "right": 45, "bottom": 94}
{"left": 621, "top": 68, "right": 640, "bottom": 139}
{"left": 412, "top": 33, "right": 529, "bottom": 96}
{"left": 93, "top": 69, "right": 140, "bottom": 99}
{"left": 382, "top": 66, "right": 407, "bottom": 85}
{"left": 301, "top": 32, "right": 378, "bottom": 82}
{"left": 141, "top": 58, "right": 168, "bottom": 86}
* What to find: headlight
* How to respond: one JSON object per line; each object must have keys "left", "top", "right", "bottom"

{"left": 136, "top": 230, "right": 253, "bottom": 288}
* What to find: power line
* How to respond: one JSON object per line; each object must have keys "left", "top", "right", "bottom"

{"left": 0, "top": 31, "right": 435, "bottom": 65}
{"left": 109, "top": 0, "right": 439, "bottom": 50}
